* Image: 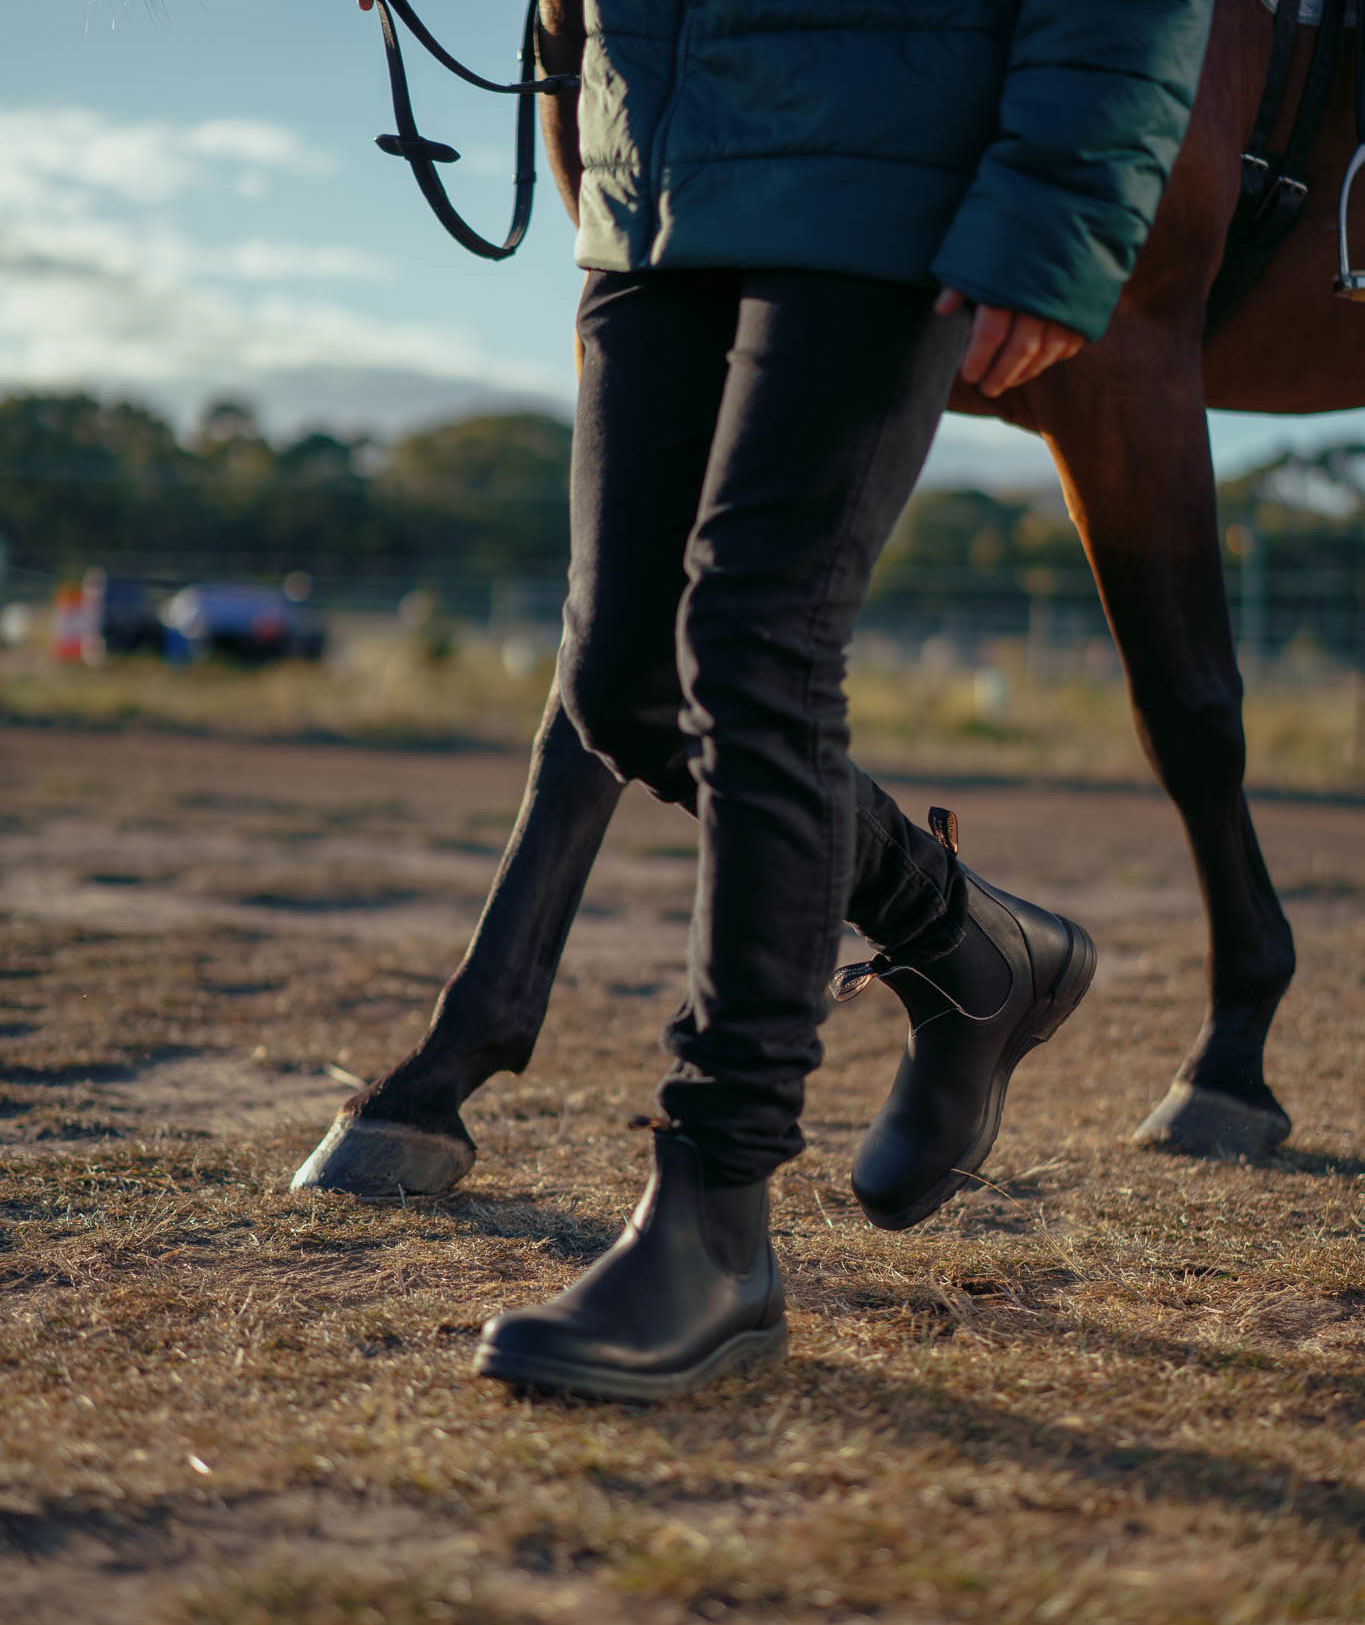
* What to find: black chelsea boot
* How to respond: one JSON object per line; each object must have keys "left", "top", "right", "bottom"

{"left": 474, "top": 1128, "right": 786, "bottom": 1400}
{"left": 832, "top": 815, "right": 1096, "bottom": 1231}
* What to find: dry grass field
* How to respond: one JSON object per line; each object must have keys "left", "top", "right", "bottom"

{"left": 1, "top": 721, "right": 1362, "bottom": 1625}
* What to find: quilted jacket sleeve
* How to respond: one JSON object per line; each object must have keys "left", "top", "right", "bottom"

{"left": 929, "top": 0, "right": 1216, "bottom": 339}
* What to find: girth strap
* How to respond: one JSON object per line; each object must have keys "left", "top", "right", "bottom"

{"left": 372, "top": 0, "right": 578, "bottom": 261}
{"left": 1356, "top": 0, "right": 1365, "bottom": 141}
{"left": 1207, "top": 0, "right": 1349, "bottom": 334}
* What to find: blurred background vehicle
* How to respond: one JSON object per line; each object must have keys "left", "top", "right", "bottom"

{"left": 82, "top": 570, "right": 167, "bottom": 659}
{"left": 161, "top": 579, "right": 326, "bottom": 663}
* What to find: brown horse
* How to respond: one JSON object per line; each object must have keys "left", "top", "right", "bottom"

{"left": 292, "top": 0, "right": 1363, "bottom": 1198}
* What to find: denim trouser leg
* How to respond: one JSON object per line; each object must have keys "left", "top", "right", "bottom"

{"left": 560, "top": 270, "right": 970, "bottom": 1183}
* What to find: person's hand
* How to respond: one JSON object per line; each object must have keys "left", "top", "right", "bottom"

{"left": 934, "top": 287, "right": 1085, "bottom": 398}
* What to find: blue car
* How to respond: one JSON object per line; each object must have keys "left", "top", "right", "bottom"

{"left": 161, "top": 583, "right": 326, "bottom": 663}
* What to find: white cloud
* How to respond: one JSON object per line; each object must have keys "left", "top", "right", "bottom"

{"left": 0, "top": 107, "right": 333, "bottom": 212}
{"left": 0, "top": 103, "right": 571, "bottom": 431}
{"left": 2, "top": 216, "right": 195, "bottom": 284}
{"left": 0, "top": 240, "right": 560, "bottom": 392}
{"left": 220, "top": 240, "right": 390, "bottom": 282}
{"left": 183, "top": 119, "right": 330, "bottom": 175}
{"left": 0, "top": 216, "right": 389, "bottom": 288}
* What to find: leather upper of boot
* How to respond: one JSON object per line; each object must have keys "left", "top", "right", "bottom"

{"left": 480, "top": 1132, "right": 784, "bottom": 1377}
{"left": 852, "top": 869, "right": 1079, "bottom": 1207}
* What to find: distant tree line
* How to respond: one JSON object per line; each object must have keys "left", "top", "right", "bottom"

{"left": 879, "top": 448, "right": 1365, "bottom": 595}
{"left": 2, "top": 390, "right": 1362, "bottom": 621}
{"left": 0, "top": 391, "right": 573, "bottom": 597}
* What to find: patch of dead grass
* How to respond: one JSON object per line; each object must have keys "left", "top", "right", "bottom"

{"left": 1, "top": 728, "right": 1362, "bottom": 1622}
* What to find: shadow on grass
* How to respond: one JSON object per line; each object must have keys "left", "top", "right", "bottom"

{"left": 440, "top": 1191, "right": 619, "bottom": 1263}
{"left": 0, "top": 1501, "right": 179, "bottom": 1564}
{"left": 234, "top": 890, "right": 421, "bottom": 913}
{"left": 491, "top": 1340, "right": 1365, "bottom": 1540}
{"left": 774, "top": 1356, "right": 1365, "bottom": 1539}
{"left": 1134, "top": 1138, "right": 1365, "bottom": 1179}
{"left": 1269, "top": 1146, "right": 1365, "bottom": 1179}
{"left": 2, "top": 1061, "right": 143, "bottom": 1087}
{"left": 0, "top": 1045, "right": 204, "bottom": 1088}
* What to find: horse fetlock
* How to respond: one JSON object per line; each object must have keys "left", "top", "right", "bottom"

{"left": 425, "top": 986, "right": 544, "bottom": 1080}
{"left": 341, "top": 1054, "right": 495, "bottom": 1139}
{"left": 333, "top": 1035, "right": 512, "bottom": 1140}
{"left": 1171, "top": 1013, "right": 1287, "bottom": 1118}
{"left": 1210, "top": 960, "right": 1294, "bottom": 1022}
{"left": 1209, "top": 918, "right": 1295, "bottom": 1021}
{"left": 419, "top": 1026, "right": 539, "bottom": 1091}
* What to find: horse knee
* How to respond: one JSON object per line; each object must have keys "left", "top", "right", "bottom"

{"left": 558, "top": 658, "right": 633, "bottom": 777}
{"left": 1135, "top": 685, "right": 1246, "bottom": 804}
{"left": 559, "top": 653, "right": 692, "bottom": 796}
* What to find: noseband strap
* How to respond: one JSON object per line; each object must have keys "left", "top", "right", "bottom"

{"left": 372, "top": 0, "right": 578, "bottom": 261}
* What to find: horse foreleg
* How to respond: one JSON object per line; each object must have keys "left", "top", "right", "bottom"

{"left": 291, "top": 683, "right": 623, "bottom": 1195}
{"left": 1033, "top": 334, "right": 1295, "bottom": 1158}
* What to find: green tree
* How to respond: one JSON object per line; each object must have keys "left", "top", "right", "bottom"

{"left": 380, "top": 411, "right": 572, "bottom": 581}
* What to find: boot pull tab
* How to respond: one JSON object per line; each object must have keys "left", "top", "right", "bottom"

{"left": 928, "top": 806, "right": 959, "bottom": 854}
{"left": 828, "top": 956, "right": 891, "bottom": 1004}
{"left": 627, "top": 1113, "right": 681, "bottom": 1133}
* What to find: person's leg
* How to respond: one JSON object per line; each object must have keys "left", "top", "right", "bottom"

{"left": 556, "top": 270, "right": 736, "bottom": 799}
{"left": 638, "top": 272, "right": 1094, "bottom": 1225}
{"left": 478, "top": 272, "right": 978, "bottom": 1400}
{"left": 559, "top": 269, "right": 965, "bottom": 974}
{"left": 656, "top": 271, "right": 973, "bottom": 1183}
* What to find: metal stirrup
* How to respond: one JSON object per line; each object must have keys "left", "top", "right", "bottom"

{"left": 1336, "top": 145, "right": 1365, "bottom": 297}
{"left": 1336, "top": 12, "right": 1365, "bottom": 296}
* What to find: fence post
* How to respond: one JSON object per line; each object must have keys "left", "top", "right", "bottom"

{"left": 1352, "top": 572, "right": 1365, "bottom": 780}
{"left": 1022, "top": 568, "right": 1058, "bottom": 687}
{"left": 1230, "top": 522, "right": 1266, "bottom": 678}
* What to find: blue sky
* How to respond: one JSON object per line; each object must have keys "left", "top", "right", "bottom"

{"left": 8, "top": 0, "right": 1365, "bottom": 486}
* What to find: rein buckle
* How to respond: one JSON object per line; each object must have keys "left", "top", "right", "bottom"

{"left": 376, "top": 134, "right": 459, "bottom": 165}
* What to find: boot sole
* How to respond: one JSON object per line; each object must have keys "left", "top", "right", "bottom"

{"left": 472, "top": 1319, "right": 788, "bottom": 1402}
{"left": 860, "top": 918, "right": 1098, "bottom": 1231}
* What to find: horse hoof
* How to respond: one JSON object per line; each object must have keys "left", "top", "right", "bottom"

{"left": 1131, "top": 1081, "right": 1291, "bottom": 1161}
{"left": 290, "top": 1113, "right": 476, "bottom": 1197}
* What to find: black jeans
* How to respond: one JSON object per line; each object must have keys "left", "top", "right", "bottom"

{"left": 559, "top": 269, "right": 971, "bottom": 1184}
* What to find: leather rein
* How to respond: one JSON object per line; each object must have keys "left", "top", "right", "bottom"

{"left": 373, "top": 0, "right": 1365, "bottom": 306}
{"left": 371, "top": 0, "right": 578, "bottom": 261}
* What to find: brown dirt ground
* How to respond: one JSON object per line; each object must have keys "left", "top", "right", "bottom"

{"left": 0, "top": 723, "right": 1362, "bottom": 1625}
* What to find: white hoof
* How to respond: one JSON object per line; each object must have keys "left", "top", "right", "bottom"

{"left": 290, "top": 1114, "right": 476, "bottom": 1197}
{"left": 1131, "top": 1081, "right": 1291, "bottom": 1161}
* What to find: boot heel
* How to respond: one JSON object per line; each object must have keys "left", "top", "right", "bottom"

{"left": 703, "top": 1318, "right": 789, "bottom": 1384}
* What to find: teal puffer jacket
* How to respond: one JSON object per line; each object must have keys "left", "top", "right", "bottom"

{"left": 575, "top": 0, "right": 1215, "bottom": 340}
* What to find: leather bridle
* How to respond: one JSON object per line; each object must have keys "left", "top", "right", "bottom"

{"left": 371, "top": 0, "right": 578, "bottom": 260}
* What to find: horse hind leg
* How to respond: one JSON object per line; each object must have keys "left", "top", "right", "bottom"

{"left": 1032, "top": 330, "right": 1295, "bottom": 1159}
{"left": 291, "top": 685, "right": 622, "bottom": 1196}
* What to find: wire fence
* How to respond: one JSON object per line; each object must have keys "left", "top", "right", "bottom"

{"left": 4, "top": 553, "right": 1365, "bottom": 678}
